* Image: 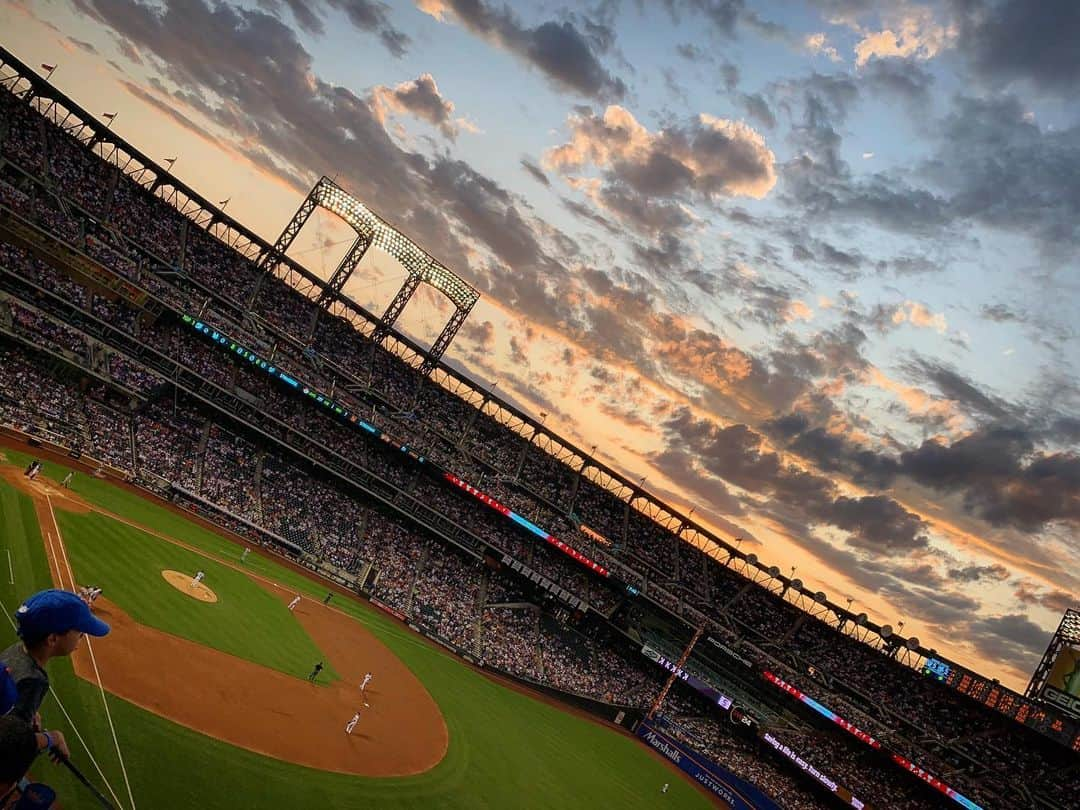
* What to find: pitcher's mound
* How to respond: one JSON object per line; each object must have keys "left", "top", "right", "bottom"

{"left": 162, "top": 570, "right": 218, "bottom": 603}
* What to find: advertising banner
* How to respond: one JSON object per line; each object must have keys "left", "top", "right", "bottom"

{"left": 636, "top": 719, "right": 781, "bottom": 810}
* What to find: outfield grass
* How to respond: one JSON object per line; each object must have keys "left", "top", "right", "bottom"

{"left": 0, "top": 454, "right": 716, "bottom": 810}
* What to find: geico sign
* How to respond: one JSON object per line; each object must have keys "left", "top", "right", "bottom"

{"left": 1042, "top": 686, "right": 1080, "bottom": 718}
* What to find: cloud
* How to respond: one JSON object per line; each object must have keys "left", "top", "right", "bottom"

{"left": 980, "top": 303, "right": 1021, "bottom": 323}
{"left": 661, "top": 408, "right": 929, "bottom": 553}
{"left": 853, "top": 6, "right": 957, "bottom": 66}
{"left": 371, "top": 73, "right": 459, "bottom": 139}
{"left": 739, "top": 92, "right": 776, "bottom": 130}
{"left": 900, "top": 356, "right": 1015, "bottom": 422}
{"left": 804, "top": 32, "right": 841, "bottom": 62}
{"left": 900, "top": 426, "right": 1080, "bottom": 532}
{"left": 966, "top": 612, "right": 1051, "bottom": 674}
{"left": 416, "top": 0, "right": 625, "bottom": 101}
{"left": 545, "top": 105, "right": 776, "bottom": 233}
{"left": 947, "top": 563, "right": 1009, "bottom": 583}
{"left": 950, "top": 0, "right": 1080, "bottom": 96}
{"left": 871, "top": 300, "right": 948, "bottom": 333}
{"left": 520, "top": 158, "right": 551, "bottom": 187}
{"left": 262, "top": 0, "right": 410, "bottom": 55}
{"left": 1014, "top": 581, "right": 1077, "bottom": 614}
{"left": 859, "top": 56, "right": 934, "bottom": 108}
{"left": 932, "top": 94, "right": 1080, "bottom": 258}
{"left": 66, "top": 36, "right": 99, "bottom": 54}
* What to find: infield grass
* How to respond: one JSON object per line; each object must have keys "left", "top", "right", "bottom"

{"left": 0, "top": 452, "right": 716, "bottom": 810}
{"left": 54, "top": 509, "right": 340, "bottom": 682}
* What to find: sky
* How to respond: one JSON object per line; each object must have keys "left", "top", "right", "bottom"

{"left": 2, "top": 0, "right": 1078, "bottom": 691}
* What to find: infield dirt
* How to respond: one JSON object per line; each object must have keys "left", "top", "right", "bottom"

{"left": 2, "top": 465, "right": 449, "bottom": 777}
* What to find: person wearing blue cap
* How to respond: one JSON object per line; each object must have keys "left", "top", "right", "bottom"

{"left": 0, "top": 590, "right": 109, "bottom": 731}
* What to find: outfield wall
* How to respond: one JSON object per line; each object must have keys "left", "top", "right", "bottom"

{"left": 480, "top": 665, "right": 643, "bottom": 730}
{"left": 637, "top": 719, "right": 782, "bottom": 810}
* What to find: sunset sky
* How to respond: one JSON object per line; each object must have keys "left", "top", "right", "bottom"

{"left": 2, "top": 0, "right": 1077, "bottom": 691}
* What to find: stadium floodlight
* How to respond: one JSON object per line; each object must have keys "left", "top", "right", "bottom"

{"left": 258, "top": 176, "right": 479, "bottom": 375}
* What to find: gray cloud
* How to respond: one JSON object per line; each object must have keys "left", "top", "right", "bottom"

{"left": 546, "top": 105, "right": 776, "bottom": 235}
{"left": 966, "top": 613, "right": 1050, "bottom": 674}
{"left": 900, "top": 427, "right": 1080, "bottom": 532}
{"left": 520, "top": 158, "right": 551, "bottom": 187}
{"left": 931, "top": 93, "right": 1080, "bottom": 258}
{"left": 947, "top": 563, "right": 1009, "bottom": 583}
{"left": 371, "top": 73, "right": 458, "bottom": 139}
{"left": 951, "top": 0, "right": 1080, "bottom": 96}
{"left": 259, "top": 0, "right": 409, "bottom": 55}
{"left": 662, "top": 409, "right": 929, "bottom": 553}
{"left": 901, "top": 355, "right": 1016, "bottom": 422}
{"left": 424, "top": 0, "right": 626, "bottom": 101}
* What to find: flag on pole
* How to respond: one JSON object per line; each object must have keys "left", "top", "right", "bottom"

{"left": 218, "top": 198, "right": 230, "bottom": 206}
{"left": 102, "top": 112, "right": 116, "bottom": 120}
{"left": 41, "top": 63, "right": 56, "bottom": 72}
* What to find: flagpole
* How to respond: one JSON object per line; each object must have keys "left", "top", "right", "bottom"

{"left": 41, "top": 63, "right": 56, "bottom": 81}
{"left": 103, "top": 112, "right": 117, "bottom": 130}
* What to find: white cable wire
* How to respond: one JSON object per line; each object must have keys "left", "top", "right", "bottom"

{"left": 48, "top": 496, "right": 137, "bottom": 810}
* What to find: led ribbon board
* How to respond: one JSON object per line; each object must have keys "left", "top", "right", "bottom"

{"left": 182, "top": 314, "right": 424, "bottom": 460}
{"left": 443, "top": 473, "right": 610, "bottom": 577}
{"left": 762, "top": 733, "right": 868, "bottom": 810}
{"left": 762, "top": 671, "right": 881, "bottom": 748}
{"left": 762, "top": 672, "right": 983, "bottom": 810}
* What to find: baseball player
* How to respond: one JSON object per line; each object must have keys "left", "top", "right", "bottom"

{"left": 240, "top": 548, "right": 250, "bottom": 564}
{"left": 661, "top": 783, "right": 670, "bottom": 794}
{"left": 61, "top": 471, "right": 74, "bottom": 488}
{"left": 360, "top": 672, "right": 372, "bottom": 697}
{"left": 287, "top": 594, "right": 301, "bottom": 611}
{"left": 191, "top": 570, "right": 206, "bottom": 589}
{"left": 323, "top": 591, "right": 333, "bottom": 605}
{"left": 345, "top": 710, "right": 361, "bottom": 735}
{"left": 307, "top": 661, "right": 324, "bottom": 683}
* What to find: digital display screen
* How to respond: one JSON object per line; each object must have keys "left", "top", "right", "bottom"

{"left": 762, "top": 733, "right": 866, "bottom": 809}
{"left": 932, "top": 659, "right": 1080, "bottom": 749}
{"left": 923, "top": 657, "right": 951, "bottom": 682}
{"left": 890, "top": 754, "right": 982, "bottom": 810}
{"left": 763, "top": 671, "right": 986, "bottom": 809}
{"left": 762, "top": 671, "right": 881, "bottom": 748}
{"left": 444, "top": 473, "right": 610, "bottom": 577}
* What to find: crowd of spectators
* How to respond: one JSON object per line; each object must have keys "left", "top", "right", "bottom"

{"left": 2, "top": 84, "right": 1076, "bottom": 809}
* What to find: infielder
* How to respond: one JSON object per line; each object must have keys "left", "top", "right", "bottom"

{"left": 191, "top": 570, "right": 206, "bottom": 589}
{"left": 240, "top": 547, "right": 250, "bottom": 563}
{"left": 360, "top": 672, "right": 372, "bottom": 695}
{"left": 307, "top": 662, "right": 324, "bottom": 683}
{"left": 287, "top": 594, "right": 301, "bottom": 611}
{"left": 345, "top": 710, "right": 361, "bottom": 735}
{"left": 61, "top": 471, "right": 74, "bottom": 488}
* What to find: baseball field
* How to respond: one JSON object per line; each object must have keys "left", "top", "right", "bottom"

{"left": 0, "top": 446, "right": 717, "bottom": 809}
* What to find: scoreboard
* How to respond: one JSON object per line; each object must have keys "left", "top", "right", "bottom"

{"left": 922, "top": 658, "right": 1080, "bottom": 751}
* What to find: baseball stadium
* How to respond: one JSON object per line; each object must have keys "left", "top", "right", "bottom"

{"left": 0, "top": 43, "right": 1077, "bottom": 810}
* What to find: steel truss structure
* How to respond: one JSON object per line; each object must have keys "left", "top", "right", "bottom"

{"left": 1027, "top": 608, "right": 1080, "bottom": 705}
{"left": 257, "top": 177, "right": 479, "bottom": 375}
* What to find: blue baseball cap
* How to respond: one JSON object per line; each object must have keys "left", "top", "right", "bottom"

{"left": 15, "top": 589, "right": 110, "bottom": 639}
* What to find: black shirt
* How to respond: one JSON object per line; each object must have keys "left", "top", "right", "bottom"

{"left": 0, "top": 643, "right": 48, "bottom": 725}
